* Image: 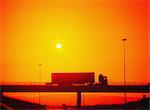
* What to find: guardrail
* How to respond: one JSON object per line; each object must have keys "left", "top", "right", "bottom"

{"left": 0, "top": 82, "right": 149, "bottom": 86}
{"left": 0, "top": 82, "right": 46, "bottom": 85}
{"left": 108, "top": 82, "right": 149, "bottom": 86}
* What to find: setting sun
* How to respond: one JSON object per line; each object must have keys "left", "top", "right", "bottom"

{"left": 56, "top": 43, "right": 62, "bottom": 49}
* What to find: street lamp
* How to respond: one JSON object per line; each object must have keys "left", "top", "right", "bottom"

{"left": 122, "top": 38, "right": 127, "bottom": 105}
{"left": 39, "top": 64, "right": 42, "bottom": 84}
{"left": 38, "top": 64, "right": 42, "bottom": 104}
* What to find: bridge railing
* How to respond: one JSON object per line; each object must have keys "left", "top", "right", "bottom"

{"left": 0, "top": 82, "right": 149, "bottom": 86}
{"left": 0, "top": 82, "right": 46, "bottom": 85}
{"left": 108, "top": 82, "right": 148, "bottom": 86}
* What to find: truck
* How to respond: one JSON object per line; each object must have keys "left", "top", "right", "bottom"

{"left": 52, "top": 72, "right": 94, "bottom": 86}
{"left": 46, "top": 72, "right": 108, "bottom": 86}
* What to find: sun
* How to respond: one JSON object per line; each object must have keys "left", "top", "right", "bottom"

{"left": 56, "top": 43, "right": 62, "bottom": 49}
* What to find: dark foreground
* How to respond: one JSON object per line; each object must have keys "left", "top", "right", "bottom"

{"left": 0, "top": 93, "right": 47, "bottom": 110}
{"left": 82, "top": 97, "right": 149, "bottom": 110}
{"left": 50, "top": 97, "right": 150, "bottom": 110}
{"left": 1, "top": 92, "right": 149, "bottom": 110}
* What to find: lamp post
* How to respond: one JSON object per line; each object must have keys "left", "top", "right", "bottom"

{"left": 39, "top": 64, "right": 42, "bottom": 84}
{"left": 38, "top": 64, "right": 42, "bottom": 104}
{"left": 122, "top": 38, "right": 127, "bottom": 105}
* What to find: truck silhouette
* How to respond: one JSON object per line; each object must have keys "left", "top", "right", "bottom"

{"left": 46, "top": 72, "right": 108, "bottom": 86}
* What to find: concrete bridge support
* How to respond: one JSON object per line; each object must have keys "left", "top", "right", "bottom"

{"left": 77, "top": 92, "right": 81, "bottom": 108}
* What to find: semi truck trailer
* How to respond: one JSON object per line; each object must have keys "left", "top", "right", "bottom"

{"left": 46, "top": 72, "right": 108, "bottom": 86}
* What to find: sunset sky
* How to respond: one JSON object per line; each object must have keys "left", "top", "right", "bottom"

{"left": 1, "top": 0, "right": 149, "bottom": 106}
{"left": 1, "top": 0, "right": 149, "bottom": 83}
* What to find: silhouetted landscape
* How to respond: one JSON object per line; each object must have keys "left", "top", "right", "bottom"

{"left": 1, "top": 73, "right": 149, "bottom": 109}
{"left": 48, "top": 96, "right": 150, "bottom": 110}
{"left": 81, "top": 98, "right": 150, "bottom": 110}
{"left": 1, "top": 93, "right": 47, "bottom": 110}
{"left": 1, "top": 92, "right": 149, "bottom": 110}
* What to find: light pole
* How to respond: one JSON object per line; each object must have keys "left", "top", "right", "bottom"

{"left": 122, "top": 38, "right": 127, "bottom": 105}
{"left": 38, "top": 64, "right": 42, "bottom": 104}
{"left": 39, "top": 64, "right": 42, "bottom": 84}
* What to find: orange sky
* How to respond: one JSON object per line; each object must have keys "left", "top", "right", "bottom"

{"left": 1, "top": 0, "right": 149, "bottom": 83}
{"left": 1, "top": 0, "right": 149, "bottom": 106}
{"left": 5, "top": 92, "right": 146, "bottom": 106}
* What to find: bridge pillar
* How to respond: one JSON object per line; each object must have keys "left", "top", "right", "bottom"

{"left": 77, "top": 92, "right": 81, "bottom": 108}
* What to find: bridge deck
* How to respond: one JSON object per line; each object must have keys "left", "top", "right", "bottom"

{"left": 1, "top": 85, "right": 149, "bottom": 92}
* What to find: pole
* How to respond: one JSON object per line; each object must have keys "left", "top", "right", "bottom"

{"left": 39, "top": 64, "right": 42, "bottom": 104}
{"left": 77, "top": 92, "right": 81, "bottom": 108}
{"left": 122, "top": 39, "right": 127, "bottom": 106}
{"left": 39, "top": 64, "right": 42, "bottom": 84}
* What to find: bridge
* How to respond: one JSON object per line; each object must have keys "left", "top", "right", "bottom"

{"left": 1, "top": 84, "right": 149, "bottom": 108}
{"left": 1, "top": 85, "right": 149, "bottom": 92}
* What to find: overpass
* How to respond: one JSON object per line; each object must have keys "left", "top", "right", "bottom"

{"left": 0, "top": 85, "right": 149, "bottom": 92}
{"left": 1, "top": 84, "right": 149, "bottom": 108}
